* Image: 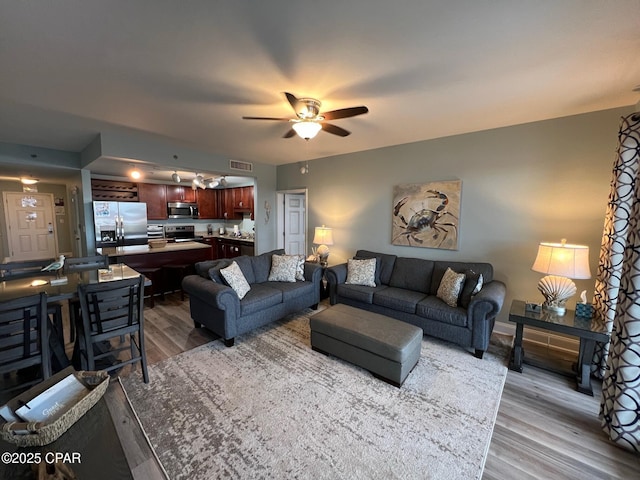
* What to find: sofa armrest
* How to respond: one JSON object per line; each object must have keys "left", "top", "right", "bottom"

{"left": 325, "top": 263, "right": 348, "bottom": 304}
{"left": 182, "top": 275, "right": 240, "bottom": 313}
{"left": 304, "top": 262, "right": 323, "bottom": 285}
{"left": 469, "top": 280, "right": 506, "bottom": 320}
{"left": 467, "top": 280, "right": 506, "bottom": 353}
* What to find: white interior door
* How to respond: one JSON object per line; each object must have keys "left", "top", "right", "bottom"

{"left": 3, "top": 192, "right": 59, "bottom": 262}
{"left": 283, "top": 193, "right": 306, "bottom": 255}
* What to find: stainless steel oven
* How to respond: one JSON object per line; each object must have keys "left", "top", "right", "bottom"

{"left": 167, "top": 202, "right": 199, "bottom": 219}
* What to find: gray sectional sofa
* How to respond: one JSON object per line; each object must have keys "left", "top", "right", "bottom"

{"left": 325, "top": 249, "right": 506, "bottom": 358}
{"left": 182, "top": 249, "right": 323, "bottom": 346}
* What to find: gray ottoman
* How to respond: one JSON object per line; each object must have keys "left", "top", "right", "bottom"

{"left": 310, "top": 304, "right": 423, "bottom": 387}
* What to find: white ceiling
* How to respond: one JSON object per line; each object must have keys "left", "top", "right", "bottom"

{"left": 1, "top": 1, "right": 639, "bottom": 179}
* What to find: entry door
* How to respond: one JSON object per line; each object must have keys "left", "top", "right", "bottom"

{"left": 283, "top": 193, "right": 306, "bottom": 255}
{"left": 3, "top": 192, "right": 58, "bottom": 261}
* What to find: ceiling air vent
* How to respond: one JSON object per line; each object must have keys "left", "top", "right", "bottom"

{"left": 229, "top": 159, "right": 253, "bottom": 172}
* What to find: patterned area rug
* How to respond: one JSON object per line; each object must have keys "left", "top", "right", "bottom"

{"left": 121, "top": 308, "right": 508, "bottom": 480}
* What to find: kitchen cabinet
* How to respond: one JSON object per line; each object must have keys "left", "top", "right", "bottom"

{"left": 196, "top": 188, "right": 218, "bottom": 219}
{"left": 167, "top": 185, "right": 196, "bottom": 203}
{"left": 216, "top": 237, "right": 254, "bottom": 259}
{"left": 138, "top": 183, "right": 167, "bottom": 220}
{"left": 218, "top": 189, "right": 235, "bottom": 220}
{"left": 233, "top": 186, "right": 254, "bottom": 218}
{"left": 199, "top": 237, "right": 218, "bottom": 259}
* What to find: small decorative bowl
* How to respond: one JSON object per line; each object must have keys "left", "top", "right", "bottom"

{"left": 149, "top": 239, "right": 167, "bottom": 248}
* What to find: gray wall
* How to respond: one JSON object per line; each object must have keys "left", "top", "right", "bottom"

{"left": 277, "top": 106, "right": 633, "bottom": 326}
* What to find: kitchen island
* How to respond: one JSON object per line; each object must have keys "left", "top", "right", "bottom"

{"left": 98, "top": 241, "right": 213, "bottom": 302}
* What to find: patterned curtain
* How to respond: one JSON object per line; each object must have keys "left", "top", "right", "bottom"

{"left": 597, "top": 112, "right": 640, "bottom": 452}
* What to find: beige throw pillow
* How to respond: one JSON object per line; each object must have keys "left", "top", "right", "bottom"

{"left": 220, "top": 261, "right": 251, "bottom": 299}
{"left": 268, "top": 254, "right": 298, "bottom": 282}
{"left": 437, "top": 267, "right": 466, "bottom": 307}
{"left": 345, "top": 258, "right": 377, "bottom": 287}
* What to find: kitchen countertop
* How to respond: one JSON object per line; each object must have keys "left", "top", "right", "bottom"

{"left": 196, "top": 233, "right": 255, "bottom": 243}
{"left": 98, "top": 241, "right": 211, "bottom": 257}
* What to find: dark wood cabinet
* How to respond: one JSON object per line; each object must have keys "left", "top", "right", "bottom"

{"left": 166, "top": 185, "right": 196, "bottom": 203}
{"left": 137, "top": 183, "right": 167, "bottom": 220}
{"left": 216, "top": 237, "right": 254, "bottom": 259}
{"left": 196, "top": 188, "right": 218, "bottom": 219}
{"left": 219, "top": 189, "right": 235, "bottom": 220}
{"left": 233, "top": 186, "right": 254, "bottom": 218}
{"left": 199, "top": 237, "right": 218, "bottom": 259}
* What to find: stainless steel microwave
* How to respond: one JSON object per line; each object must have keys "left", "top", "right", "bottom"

{"left": 167, "top": 202, "right": 199, "bottom": 219}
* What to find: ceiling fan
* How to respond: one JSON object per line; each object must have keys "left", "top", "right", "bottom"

{"left": 242, "top": 92, "right": 368, "bottom": 140}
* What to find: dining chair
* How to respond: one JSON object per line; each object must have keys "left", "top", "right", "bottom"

{"left": 76, "top": 275, "right": 149, "bottom": 383}
{"left": 0, "top": 258, "right": 65, "bottom": 349}
{"left": 63, "top": 255, "right": 109, "bottom": 273}
{"left": 64, "top": 255, "right": 109, "bottom": 342}
{"left": 0, "top": 293, "right": 51, "bottom": 397}
{"left": 0, "top": 258, "right": 55, "bottom": 280}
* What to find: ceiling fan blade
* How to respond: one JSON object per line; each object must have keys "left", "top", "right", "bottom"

{"left": 242, "top": 116, "right": 291, "bottom": 121}
{"left": 284, "top": 92, "right": 302, "bottom": 114}
{"left": 321, "top": 106, "right": 369, "bottom": 121}
{"left": 322, "top": 123, "right": 351, "bottom": 137}
{"left": 283, "top": 128, "right": 297, "bottom": 138}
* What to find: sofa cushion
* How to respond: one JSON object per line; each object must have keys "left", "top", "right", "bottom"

{"left": 416, "top": 296, "right": 468, "bottom": 328}
{"left": 337, "top": 283, "right": 387, "bottom": 304}
{"left": 234, "top": 255, "right": 256, "bottom": 285}
{"left": 220, "top": 261, "right": 251, "bottom": 300}
{"left": 251, "top": 248, "right": 286, "bottom": 283}
{"left": 459, "top": 270, "right": 484, "bottom": 309}
{"left": 268, "top": 280, "right": 316, "bottom": 302}
{"left": 436, "top": 267, "right": 466, "bottom": 307}
{"left": 373, "top": 287, "right": 427, "bottom": 314}
{"left": 345, "top": 258, "right": 377, "bottom": 287}
{"left": 355, "top": 250, "right": 397, "bottom": 285}
{"left": 430, "top": 261, "right": 494, "bottom": 295}
{"left": 388, "top": 257, "right": 434, "bottom": 293}
{"left": 207, "top": 259, "right": 233, "bottom": 283}
{"left": 196, "top": 259, "right": 228, "bottom": 279}
{"left": 240, "top": 284, "right": 283, "bottom": 316}
{"left": 268, "top": 254, "right": 298, "bottom": 282}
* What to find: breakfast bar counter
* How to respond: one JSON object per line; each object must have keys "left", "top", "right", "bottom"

{"left": 98, "top": 241, "right": 211, "bottom": 257}
{"left": 98, "top": 241, "right": 213, "bottom": 269}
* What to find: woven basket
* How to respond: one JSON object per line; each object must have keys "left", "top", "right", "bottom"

{"left": 0, "top": 370, "right": 109, "bottom": 447}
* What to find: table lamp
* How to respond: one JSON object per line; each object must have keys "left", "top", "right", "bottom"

{"left": 313, "top": 225, "right": 334, "bottom": 267}
{"left": 531, "top": 239, "right": 591, "bottom": 315}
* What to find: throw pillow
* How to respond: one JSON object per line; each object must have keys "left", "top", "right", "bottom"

{"left": 268, "top": 254, "right": 298, "bottom": 282}
{"left": 294, "top": 254, "right": 305, "bottom": 281}
{"left": 220, "top": 261, "right": 251, "bottom": 299}
{"left": 345, "top": 258, "right": 377, "bottom": 287}
{"left": 354, "top": 255, "right": 381, "bottom": 285}
{"left": 459, "top": 270, "right": 484, "bottom": 309}
{"left": 437, "top": 267, "right": 465, "bottom": 307}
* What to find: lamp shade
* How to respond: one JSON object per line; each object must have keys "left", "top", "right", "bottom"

{"left": 531, "top": 240, "right": 591, "bottom": 279}
{"left": 313, "top": 226, "right": 334, "bottom": 246}
{"left": 292, "top": 121, "right": 322, "bottom": 140}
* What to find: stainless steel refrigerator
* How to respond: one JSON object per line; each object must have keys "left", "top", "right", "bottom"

{"left": 93, "top": 201, "right": 148, "bottom": 247}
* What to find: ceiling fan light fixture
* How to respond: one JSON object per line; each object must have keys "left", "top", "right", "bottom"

{"left": 292, "top": 121, "right": 322, "bottom": 140}
{"left": 20, "top": 176, "right": 39, "bottom": 185}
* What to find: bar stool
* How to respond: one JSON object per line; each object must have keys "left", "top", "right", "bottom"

{"left": 135, "top": 267, "right": 164, "bottom": 308}
{"left": 163, "top": 264, "right": 192, "bottom": 301}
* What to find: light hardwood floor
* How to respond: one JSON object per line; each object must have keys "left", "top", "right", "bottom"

{"left": 104, "top": 294, "right": 640, "bottom": 479}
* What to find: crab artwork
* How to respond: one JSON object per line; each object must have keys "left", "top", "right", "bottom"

{"left": 391, "top": 180, "right": 461, "bottom": 250}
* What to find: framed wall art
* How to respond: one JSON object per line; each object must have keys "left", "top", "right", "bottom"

{"left": 391, "top": 179, "right": 461, "bottom": 250}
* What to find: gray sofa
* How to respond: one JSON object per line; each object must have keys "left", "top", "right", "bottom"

{"left": 325, "top": 249, "right": 506, "bottom": 358}
{"left": 182, "top": 249, "right": 323, "bottom": 347}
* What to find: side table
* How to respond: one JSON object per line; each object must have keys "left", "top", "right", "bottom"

{"left": 508, "top": 299, "right": 610, "bottom": 396}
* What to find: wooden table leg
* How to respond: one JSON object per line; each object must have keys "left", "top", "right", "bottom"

{"left": 509, "top": 322, "right": 524, "bottom": 373}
